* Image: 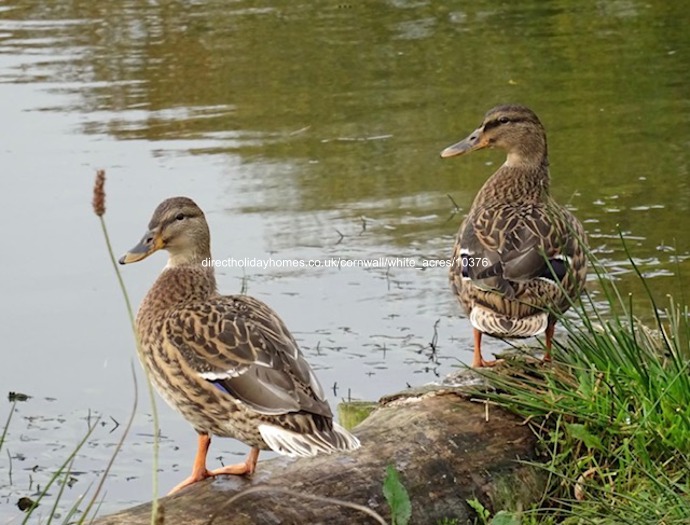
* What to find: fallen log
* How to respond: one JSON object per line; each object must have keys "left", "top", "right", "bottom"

{"left": 95, "top": 373, "right": 544, "bottom": 524}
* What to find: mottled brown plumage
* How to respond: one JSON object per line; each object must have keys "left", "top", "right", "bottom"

{"left": 441, "top": 105, "right": 587, "bottom": 367}
{"left": 119, "top": 197, "right": 359, "bottom": 493}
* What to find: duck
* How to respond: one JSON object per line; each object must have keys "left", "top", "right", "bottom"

{"left": 440, "top": 105, "right": 587, "bottom": 367}
{"left": 119, "top": 197, "right": 360, "bottom": 493}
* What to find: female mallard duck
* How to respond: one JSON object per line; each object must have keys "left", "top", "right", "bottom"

{"left": 119, "top": 197, "right": 360, "bottom": 493}
{"left": 440, "top": 105, "right": 587, "bottom": 367}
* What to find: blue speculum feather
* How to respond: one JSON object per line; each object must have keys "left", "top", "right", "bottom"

{"left": 210, "top": 380, "right": 231, "bottom": 395}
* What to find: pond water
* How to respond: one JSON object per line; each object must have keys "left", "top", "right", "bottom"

{"left": 0, "top": 0, "right": 688, "bottom": 521}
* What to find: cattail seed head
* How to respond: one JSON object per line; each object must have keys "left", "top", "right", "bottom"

{"left": 92, "top": 169, "right": 106, "bottom": 216}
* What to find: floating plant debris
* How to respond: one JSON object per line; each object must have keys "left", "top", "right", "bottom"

{"left": 8, "top": 392, "right": 31, "bottom": 402}
{"left": 17, "top": 497, "right": 38, "bottom": 512}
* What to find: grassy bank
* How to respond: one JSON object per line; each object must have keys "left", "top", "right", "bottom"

{"left": 474, "top": 255, "right": 690, "bottom": 524}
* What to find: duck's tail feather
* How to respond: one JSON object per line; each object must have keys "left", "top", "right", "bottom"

{"left": 259, "top": 422, "right": 360, "bottom": 458}
{"left": 470, "top": 305, "right": 548, "bottom": 339}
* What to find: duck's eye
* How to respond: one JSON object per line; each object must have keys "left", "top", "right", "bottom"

{"left": 498, "top": 116, "right": 510, "bottom": 124}
{"left": 175, "top": 213, "right": 185, "bottom": 221}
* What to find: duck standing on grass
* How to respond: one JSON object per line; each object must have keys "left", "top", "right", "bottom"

{"left": 119, "top": 197, "right": 360, "bottom": 493}
{"left": 440, "top": 105, "right": 587, "bottom": 367}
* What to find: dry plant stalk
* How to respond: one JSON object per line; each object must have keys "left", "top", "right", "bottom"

{"left": 574, "top": 466, "right": 598, "bottom": 501}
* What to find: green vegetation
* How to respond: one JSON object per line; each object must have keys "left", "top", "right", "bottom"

{"left": 468, "top": 497, "right": 521, "bottom": 525}
{"left": 383, "top": 465, "right": 411, "bottom": 525}
{"left": 0, "top": 390, "right": 137, "bottom": 525}
{"left": 473, "top": 246, "right": 690, "bottom": 524}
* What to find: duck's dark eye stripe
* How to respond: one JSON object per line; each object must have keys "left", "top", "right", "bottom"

{"left": 484, "top": 116, "right": 525, "bottom": 131}
{"left": 483, "top": 119, "right": 504, "bottom": 131}
{"left": 161, "top": 213, "right": 187, "bottom": 229}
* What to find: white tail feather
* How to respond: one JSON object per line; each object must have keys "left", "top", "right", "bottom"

{"left": 259, "top": 422, "right": 360, "bottom": 458}
{"left": 332, "top": 422, "right": 361, "bottom": 450}
{"left": 470, "top": 306, "right": 548, "bottom": 338}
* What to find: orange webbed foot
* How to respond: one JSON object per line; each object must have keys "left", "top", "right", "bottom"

{"left": 472, "top": 357, "right": 505, "bottom": 368}
{"left": 207, "top": 449, "right": 258, "bottom": 477}
{"left": 167, "top": 438, "right": 259, "bottom": 495}
{"left": 168, "top": 469, "right": 213, "bottom": 494}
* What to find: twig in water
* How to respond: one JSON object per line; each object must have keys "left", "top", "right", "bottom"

{"left": 428, "top": 318, "right": 441, "bottom": 361}
{"left": 239, "top": 269, "right": 249, "bottom": 295}
{"left": 445, "top": 193, "right": 462, "bottom": 224}
{"left": 6, "top": 449, "right": 12, "bottom": 484}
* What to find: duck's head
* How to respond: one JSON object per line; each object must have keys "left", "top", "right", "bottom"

{"left": 119, "top": 196, "right": 211, "bottom": 266}
{"left": 441, "top": 105, "right": 547, "bottom": 167}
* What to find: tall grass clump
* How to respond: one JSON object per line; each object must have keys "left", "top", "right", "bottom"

{"left": 477, "top": 242, "right": 690, "bottom": 524}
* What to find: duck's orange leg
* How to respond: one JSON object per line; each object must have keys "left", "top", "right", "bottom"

{"left": 168, "top": 433, "right": 213, "bottom": 494}
{"left": 168, "top": 434, "right": 259, "bottom": 495}
{"left": 472, "top": 328, "right": 502, "bottom": 368}
{"left": 543, "top": 322, "right": 556, "bottom": 362}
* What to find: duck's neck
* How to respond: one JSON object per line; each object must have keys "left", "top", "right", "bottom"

{"left": 477, "top": 159, "right": 551, "bottom": 206}
{"left": 505, "top": 150, "right": 548, "bottom": 170}
{"left": 141, "top": 264, "right": 218, "bottom": 314}
{"left": 504, "top": 128, "right": 548, "bottom": 170}
{"left": 165, "top": 244, "right": 211, "bottom": 268}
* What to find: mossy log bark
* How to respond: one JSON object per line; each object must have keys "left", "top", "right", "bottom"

{"left": 95, "top": 378, "right": 544, "bottom": 525}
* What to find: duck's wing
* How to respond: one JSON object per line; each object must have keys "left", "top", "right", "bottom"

{"left": 163, "top": 295, "right": 332, "bottom": 418}
{"left": 460, "top": 204, "right": 577, "bottom": 296}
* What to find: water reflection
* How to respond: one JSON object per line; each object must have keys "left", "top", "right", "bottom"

{"left": 0, "top": 0, "right": 689, "bottom": 519}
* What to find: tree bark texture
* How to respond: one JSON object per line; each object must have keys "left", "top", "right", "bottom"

{"left": 94, "top": 381, "right": 544, "bottom": 525}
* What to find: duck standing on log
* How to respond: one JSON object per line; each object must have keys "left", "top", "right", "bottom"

{"left": 119, "top": 197, "right": 360, "bottom": 493}
{"left": 440, "top": 105, "right": 587, "bottom": 367}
